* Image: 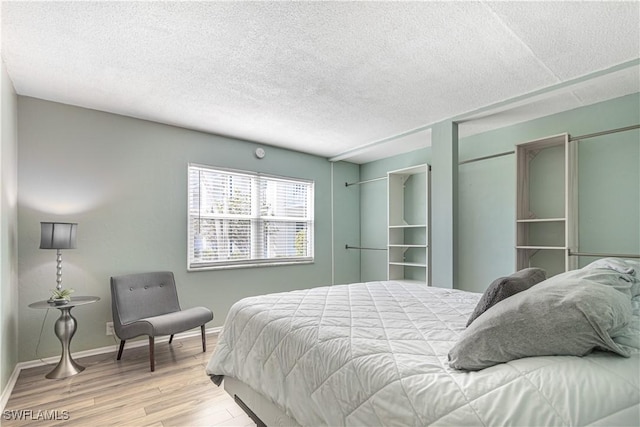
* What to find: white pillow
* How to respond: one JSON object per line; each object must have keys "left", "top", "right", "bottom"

{"left": 613, "top": 295, "right": 640, "bottom": 350}
{"left": 584, "top": 258, "right": 638, "bottom": 274}
{"left": 583, "top": 258, "right": 640, "bottom": 297}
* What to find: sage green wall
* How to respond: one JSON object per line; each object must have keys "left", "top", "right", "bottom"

{"left": 576, "top": 125, "right": 639, "bottom": 265}
{"left": 16, "top": 96, "right": 359, "bottom": 362}
{"left": 332, "top": 161, "right": 361, "bottom": 284}
{"left": 360, "top": 93, "right": 639, "bottom": 293}
{"left": 430, "top": 121, "right": 458, "bottom": 288}
{"left": 1, "top": 58, "right": 18, "bottom": 396}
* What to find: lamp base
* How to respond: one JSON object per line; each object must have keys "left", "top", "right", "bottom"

{"left": 55, "top": 249, "right": 63, "bottom": 291}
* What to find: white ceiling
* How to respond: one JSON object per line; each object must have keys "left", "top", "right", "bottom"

{"left": 2, "top": 1, "right": 639, "bottom": 164}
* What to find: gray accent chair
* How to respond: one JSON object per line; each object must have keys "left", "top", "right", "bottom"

{"left": 110, "top": 271, "right": 213, "bottom": 372}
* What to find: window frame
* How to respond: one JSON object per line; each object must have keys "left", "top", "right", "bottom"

{"left": 187, "top": 163, "right": 315, "bottom": 271}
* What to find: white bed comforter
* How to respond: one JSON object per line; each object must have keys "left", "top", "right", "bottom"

{"left": 206, "top": 281, "right": 640, "bottom": 426}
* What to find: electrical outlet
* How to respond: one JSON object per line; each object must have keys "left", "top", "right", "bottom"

{"left": 106, "top": 322, "right": 114, "bottom": 336}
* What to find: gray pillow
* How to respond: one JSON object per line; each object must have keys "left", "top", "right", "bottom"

{"left": 466, "top": 268, "right": 546, "bottom": 327}
{"left": 449, "top": 278, "right": 631, "bottom": 371}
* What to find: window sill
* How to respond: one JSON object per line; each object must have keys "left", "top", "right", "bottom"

{"left": 188, "top": 259, "right": 314, "bottom": 272}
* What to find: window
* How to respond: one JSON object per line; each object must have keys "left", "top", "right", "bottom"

{"left": 188, "top": 164, "right": 314, "bottom": 270}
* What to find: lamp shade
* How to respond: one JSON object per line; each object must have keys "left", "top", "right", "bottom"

{"left": 40, "top": 222, "right": 77, "bottom": 250}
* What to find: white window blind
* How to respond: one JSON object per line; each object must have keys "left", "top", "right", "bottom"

{"left": 188, "top": 164, "right": 314, "bottom": 270}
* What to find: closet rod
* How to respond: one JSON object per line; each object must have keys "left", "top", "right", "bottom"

{"left": 345, "top": 245, "right": 387, "bottom": 251}
{"left": 457, "top": 124, "right": 639, "bottom": 166}
{"left": 459, "top": 150, "right": 514, "bottom": 165}
{"left": 570, "top": 124, "right": 640, "bottom": 142}
{"left": 345, "top": 176, "right": 387, "bottom": 187}
{"left": 568, "top": 250, "right": 640, "bottom": 259}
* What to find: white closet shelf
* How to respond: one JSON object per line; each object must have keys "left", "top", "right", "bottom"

{"left": 516, "top": 246, "right": 567, "bottom": 250}
{"left": 388, "top": 224, "right": 427, "bottom": 229}
{"left": 388, "top": 244, "right": 427, "bottom": 248}
{"left": 389, "top": 262, "right": 428, "bottom": 267}
{"left": 516, "top": 218, "right": 566, "bottom": 223}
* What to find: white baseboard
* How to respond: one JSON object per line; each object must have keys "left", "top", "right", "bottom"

{"left": 0, "top": 326, "right": 221, "bottom": 412}
{"left": 0, "top": 363, "right": 22, "bottom": 413}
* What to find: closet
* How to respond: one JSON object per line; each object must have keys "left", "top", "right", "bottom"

{"left": 387, "top": 164, "right": 430, "bottom": 283}
{"left": 515, "top": 133, "right": 577, "bottom": 276}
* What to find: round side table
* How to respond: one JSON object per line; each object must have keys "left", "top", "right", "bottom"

{"left": 28, "top": 296, "right": 100, "bottom": 379}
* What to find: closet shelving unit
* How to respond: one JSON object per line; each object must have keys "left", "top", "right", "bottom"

{"left": 515, "top": 133, "right": 577, "bottom": 276}
{"left": 387, "top": 164, "right": 430, "bottom": 284}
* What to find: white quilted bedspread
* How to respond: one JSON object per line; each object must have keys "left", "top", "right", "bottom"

{"left": 206, "top": 281, "right": 640, "bottom": 426}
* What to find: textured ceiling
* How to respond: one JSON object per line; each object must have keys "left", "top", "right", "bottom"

{"left": 2, "top": 1, "right": 639, "bottom": 163}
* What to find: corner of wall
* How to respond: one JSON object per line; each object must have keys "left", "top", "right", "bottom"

{"left": 0, "top": 56, "right": 20, "bottom": 400}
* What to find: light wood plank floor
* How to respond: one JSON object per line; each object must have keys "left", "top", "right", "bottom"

{"left": 4, "top": 334, "right": 257, "bottom": 427}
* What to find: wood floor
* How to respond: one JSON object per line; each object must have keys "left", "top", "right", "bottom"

{"left": 4, "top": 334, "right": 257, "bottom": 427}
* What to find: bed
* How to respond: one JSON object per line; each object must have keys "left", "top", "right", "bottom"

{"left": 206, "top": 259, "right": 640, "bottom": 426}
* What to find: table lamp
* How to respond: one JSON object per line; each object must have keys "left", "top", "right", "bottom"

{"left": 40, "top": 222, "right": 77, "bottom": 292}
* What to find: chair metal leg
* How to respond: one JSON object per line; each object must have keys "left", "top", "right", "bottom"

{"left": 149, "top": 336, "right": 155, "bottom": 372}
{"left": 169, "top": 334, "right": 174, "bottom": 344}
{"left": 201, "top": 324, "right": 206, "bottom": 352}
{"left": 117, "top": 340, "right": 126, "bottom": 360}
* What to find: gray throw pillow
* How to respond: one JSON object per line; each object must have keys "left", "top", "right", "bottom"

{"left": 466, "top": 268, "right": 546, "bottom": 327}
{"left": 448, "top": 278, "right": 631, "bottom": 371}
